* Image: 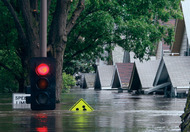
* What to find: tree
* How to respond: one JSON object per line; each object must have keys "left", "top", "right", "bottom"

{"left": 1, "top": 0, "right": 182, "bottom": 102}
{"left": 0, "top": 2, "right": 26, "bottom": 92}
{"left": 2, "top": 0, "right": 85, "bottom": 102}
{"left": 64, "top": 0, "right": 182, "bottom": 73}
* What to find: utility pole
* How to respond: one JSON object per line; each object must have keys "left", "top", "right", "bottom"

{"left": 40, "top": 0, "right": 47, "bottom": 57}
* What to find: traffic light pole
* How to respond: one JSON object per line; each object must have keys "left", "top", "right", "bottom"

{"left": 40, "top": 0, "right": 47, "bottom": 57}
{"left": 28, "top": 1, "right": 56, "bottom": 110}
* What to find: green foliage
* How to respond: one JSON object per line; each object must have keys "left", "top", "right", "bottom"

{"left": 0, "top": 68, "right": 18, "bottom": 93}
{"left": 62, "top": 72, "right": 76, "bottom": 93}
{"left": 0, "top": 49, "right": 22, "bottom": 93}
{"left": 64, "top": 0, "right": 182, "bottom": 73}
{"left": 0, "top": 1, "right": 23, "bottom": 93}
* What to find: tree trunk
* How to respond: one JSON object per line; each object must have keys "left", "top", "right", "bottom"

{"left": 181, "top": 89, "right": 190, "bottom": 131}
{"left": 18, "top": 78, "right": 25, "bottom": 92}
{"left": 19, "top": 0, "right": 40, "bottom": 57}
{"left": 55, "top": 44, "right": 66, "bottom": 102}
{"left": 48, "top": 0, "right": 84, "bottom": 102}
{"left": 48, "top": 0, "right": 69, "bottom": 102}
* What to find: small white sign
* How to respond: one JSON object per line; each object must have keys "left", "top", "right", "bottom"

{"left": 12, "top": 93, "right": 31, "bottom": 109}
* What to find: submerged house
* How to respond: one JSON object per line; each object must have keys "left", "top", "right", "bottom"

{"left": 128, "top": 60, "right": 160, "bottom": 92}
{"left": 80, "top": 73, "right": 95, "bottom": 88}
{"left": 94, "top": 65, "right": 115, "bottom": 89}
{"left": 112, "top": 63, "right": 133, "bottom": 89}
{"left": 143, "top": 1, "right": 190, "bottom": 96}
{"left": 148, "top": 56, "right": 190, "bottom": 97}
{"left": 143, "top": 0, "right": 190, "bottom": 97}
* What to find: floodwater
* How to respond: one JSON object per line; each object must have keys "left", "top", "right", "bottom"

{"left": 0, "top": 88, "right": 186, "bottom": 132}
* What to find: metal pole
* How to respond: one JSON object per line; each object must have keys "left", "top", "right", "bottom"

{"left": 40, "top": 0, "right": 47, "bottom": 57}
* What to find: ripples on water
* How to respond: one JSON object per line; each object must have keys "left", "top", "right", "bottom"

{"left": 0, "top": 88, "right": 186, "bottom": 132}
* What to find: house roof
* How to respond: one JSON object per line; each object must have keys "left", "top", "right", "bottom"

{"left": 114, "top": 63, "right": 133, "bottom": 88}
{"left": 94, "top": 65, "right": 115, "bottom": 89}
{"left": 81, "top": 73, "right": 95, "bottom": 88}
{"left": 129, "top": 60, "right": 160, "bottom": 90}
{"left": 154, "top": 56, "right": 190, "bottom": 88}
{"left": 85, "top": 73, "right": 95, "bottom": 88}
{"left": 135, "top": 60, "right": 160, "bottom": 88}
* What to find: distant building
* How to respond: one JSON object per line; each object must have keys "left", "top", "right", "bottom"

{"left": 171, "top": 1, "right": 190, "bottom": 56}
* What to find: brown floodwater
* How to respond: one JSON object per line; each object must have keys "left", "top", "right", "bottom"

{"left": 0, "top": 88, "right": 186, "bottom": 132}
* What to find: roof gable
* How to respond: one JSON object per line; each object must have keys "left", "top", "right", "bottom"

{"left": 164, "top": 56, "right": 190, "bottom": 87}
{"left": 129, "top": 60, "right": 160, "bottom": 90}
{"left": 82, "top": 73, "right": 95, "bottom": 88}
{"left": 94, "top": 70, "right": 101, "bottom": 89}
{"left": 128, "top": 63, "right": 141, "bottom": 90}
{"left": 154, "top": 56, "right": 190, "bottom": 88}
{"left": 135, "top": 60, "right": 160, "bottom": 88}
{"left": 94, "top": 65, "right": 115, "bottom": 89}
{"left": 112, "top": 68, "right": 121, "bottom": 88}
{"left": 112, "top": 63, "right": 133, "bottom": 88}
{"left": 153, "top": 58, "right": 170, "bottom": 86}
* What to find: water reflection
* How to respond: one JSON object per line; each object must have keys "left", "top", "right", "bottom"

{"left": 30, "top": 113, "right": 55, "bottom": 132}
{"left": 70, "top": 112, "right": 93, "bottom": 131}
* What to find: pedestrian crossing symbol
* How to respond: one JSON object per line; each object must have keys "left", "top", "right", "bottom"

{"left": 69, "top": 98, "right": 94, "bottom": 112}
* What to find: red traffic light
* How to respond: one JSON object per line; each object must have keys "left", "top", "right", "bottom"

{"left": 36, "top": 63, "right": 50, "bottom": 76}
{"left": 30, "top": 57, "right": 56, "bottom": 110}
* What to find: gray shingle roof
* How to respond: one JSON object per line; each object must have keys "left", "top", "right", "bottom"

{"left": 95, "top": 65, "right": 115, "bottom": 89}
{"left": 163, "top": 56, "right": 190, "bottom": 87}
{"left": 84, "top": 73, "right": 95, "bottom": 88}
{"left": 135, "top": 60, "right": 160, "bottom": 88}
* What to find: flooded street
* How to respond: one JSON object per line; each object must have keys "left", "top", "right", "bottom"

{"left": 0, "top": 88, "right": 186, "bottom": 132}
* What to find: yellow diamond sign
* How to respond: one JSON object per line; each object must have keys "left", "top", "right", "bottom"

{"left": 69, "top": 98, "right": 94, "bottom": 112}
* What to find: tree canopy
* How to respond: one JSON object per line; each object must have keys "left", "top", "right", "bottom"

{"left": 64, "top": 0, "right": 182, "bottom": 74}
{"left": 0, "top": 0, "right": 182, "bottom": 101}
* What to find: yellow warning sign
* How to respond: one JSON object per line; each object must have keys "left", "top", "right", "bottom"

{"left": 69, "top": 98, "right": 94, "bottom": 112}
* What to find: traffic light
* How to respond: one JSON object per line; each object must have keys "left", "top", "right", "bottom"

{"left": 30, "top": 57, "right": 56, "bottom": 110}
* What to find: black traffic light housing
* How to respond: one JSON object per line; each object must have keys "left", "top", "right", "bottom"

{"left": 30, "top": 57, "right": 56, "bottom": 110}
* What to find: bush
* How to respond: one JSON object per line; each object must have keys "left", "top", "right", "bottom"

{"left": 62, "top": 72, "right": 76, "bottom": 93}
